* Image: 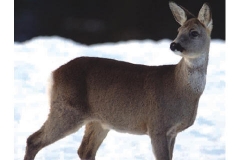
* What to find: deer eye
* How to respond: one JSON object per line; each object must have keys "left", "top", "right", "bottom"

{"left": 190, "top": 30, "right": 199, "bottom": 38}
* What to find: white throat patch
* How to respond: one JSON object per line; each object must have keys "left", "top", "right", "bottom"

{"left": 173, "top": 51, "right": 183, "bottom": 56}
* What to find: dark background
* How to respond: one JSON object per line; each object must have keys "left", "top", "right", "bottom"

{"left": 15, "top": 0, "right": 225, "bottom": 45}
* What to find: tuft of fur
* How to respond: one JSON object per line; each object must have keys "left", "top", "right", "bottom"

{"left": 47, "top": 73, "right": 54, "bottom": 108}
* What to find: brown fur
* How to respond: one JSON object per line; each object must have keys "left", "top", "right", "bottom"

{"left": 24, "top": 2, "right": 212, "bottom": 160}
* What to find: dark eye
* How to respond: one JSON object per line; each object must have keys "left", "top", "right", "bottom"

{"left": 190, "top": 30, "right": 199, "bottom": 37}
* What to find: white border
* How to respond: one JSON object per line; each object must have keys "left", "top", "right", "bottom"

{"left": 0, "top": 0, "right": 14, "bottom": 159}
{"left": 226, "top": 1, "right": 240, "bottom": 160}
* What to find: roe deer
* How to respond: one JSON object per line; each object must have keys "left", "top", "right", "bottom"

{"left": 24, "top": 2, "right": 213, "bottom": 160}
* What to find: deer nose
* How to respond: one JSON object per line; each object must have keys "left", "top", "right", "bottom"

{"left": 170, "top": 42, "right": 184, "bottom": 52}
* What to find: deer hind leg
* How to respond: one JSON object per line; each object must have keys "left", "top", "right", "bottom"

{"left": 78, "top": 122, "right": 109, "bottom": 160}
{"left": 24, "top": 101, "right": 85, "bottom": 160}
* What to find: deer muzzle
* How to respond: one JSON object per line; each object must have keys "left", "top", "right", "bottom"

{"left": 170, "top": 42, "right": 185, "bottom": 52}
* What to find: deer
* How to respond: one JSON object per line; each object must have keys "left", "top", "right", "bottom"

{"left": 24, "top": 1, "right": 213, "bottom": 160}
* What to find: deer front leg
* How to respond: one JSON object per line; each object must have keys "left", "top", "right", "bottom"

{"left": 167, "top": 135, "right": 176, "bottom": 159}
{"left": 149, "top": 132, "right": 171, "bottom": 160}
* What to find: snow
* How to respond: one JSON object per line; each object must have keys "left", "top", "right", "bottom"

{"left": 14, "top": 36, "right": 225, "bottom": 160}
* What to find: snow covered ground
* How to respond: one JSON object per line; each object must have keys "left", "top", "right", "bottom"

{"left": 14, "top": 36, "right": 225, "bottom": 160}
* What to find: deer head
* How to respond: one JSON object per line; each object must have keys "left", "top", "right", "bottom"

{"left": 169, "top": 2, "right": 213, "bottom": 60}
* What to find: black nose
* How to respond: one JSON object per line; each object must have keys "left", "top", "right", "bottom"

{"left": 170, "top": 42, "right": 184, "bottom": 52}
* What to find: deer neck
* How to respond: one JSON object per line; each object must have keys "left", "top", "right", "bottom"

{"left": 175, "top": 53, "right": 209, "bottom": 94}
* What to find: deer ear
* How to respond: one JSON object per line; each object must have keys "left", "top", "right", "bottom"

{"left": 169, "top": 1, "right": 187, "bottom": 26}
{"left": 198, "top": 3, "right": 213, "bottom": 32}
